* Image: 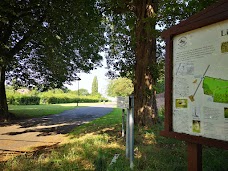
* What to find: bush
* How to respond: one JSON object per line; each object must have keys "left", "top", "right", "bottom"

{"left": 7, "top": 95, "right": 40, "bottom": 105}
{"left": 156, "top": 80, "right": 165, "bottom": 94}
{"left": 19, "top": 96, "right": 40, "bottom": 105}
{"left": 7, "top": 90, "right": 108, "bottom": 105}
{"left": 39, "top": 94, "right": 106, "bottom": 104}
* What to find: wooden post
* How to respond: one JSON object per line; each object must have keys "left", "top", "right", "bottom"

{"left": 187, "top": 142, "right": 202, "bottom": 171}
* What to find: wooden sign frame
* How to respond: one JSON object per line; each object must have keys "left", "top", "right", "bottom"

{"left": 160, "top": 0, "right": 228, "bottom": 151}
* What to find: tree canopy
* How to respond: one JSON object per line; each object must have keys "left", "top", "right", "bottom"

{"left": 0, "top": 0, "right": 105, "bottom": 119}
{"left": 0, "top": 0, "right": 218, "bottom": 122}
{"left": 101, "top": 0, "right": 218, "bottom": 126}
{"left": 107, "top": 77, "right": 133, "bottom": 97}
{"left": 76, "top": 88, "right": 90, "bottom": 96}
{"left": 103, "top": 0, "right": 218, "bottom": 80}
{"left": 1, "top": 0, "right": 105, "bottom": 89}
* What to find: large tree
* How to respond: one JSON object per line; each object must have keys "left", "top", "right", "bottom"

{"left": 103, "top": 0, "right": 217, "bottom": 126}
{"left": 0, "top": 0, "right": 105, "bottom": 120}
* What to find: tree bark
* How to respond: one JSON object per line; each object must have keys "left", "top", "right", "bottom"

{"left": 0, "top": 66, "right": 9, "bottom": 121}
{"left": 134, "top": 0, "right": 158, "bottom": 126}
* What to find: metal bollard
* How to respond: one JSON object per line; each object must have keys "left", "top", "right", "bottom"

{"left": 122, "top": 109, "right": 125, "bottom": 137}
{"left": 129, "top": 96, "right": 134, "bottom": 169}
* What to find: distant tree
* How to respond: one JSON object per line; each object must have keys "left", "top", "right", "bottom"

{"left": 76, "top": 88, "right": 89, "bottom": 96}
{"left": 48, "top": 88, "right": 64, "bottom": 94}
{"left": 91, "top": 76, "right": 98, "bottom": 95}
{"left": 107, "top": 77, "right": 133, "bottom": 97}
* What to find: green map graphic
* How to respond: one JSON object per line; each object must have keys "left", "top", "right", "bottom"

{"left": 202, "top": 76, "right": 228, "bottom": 103}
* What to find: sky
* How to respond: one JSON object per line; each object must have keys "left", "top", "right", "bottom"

{"left": 65, "top": 55, "right": 110, "bottom": 96}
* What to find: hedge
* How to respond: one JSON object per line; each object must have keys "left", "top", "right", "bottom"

{"left": 7, "top": 93, "right": 108, "bottom": 105}
{"left": 7, "top": 95, "right": 40, "bottom": 105}
{"left": 40, "top": 95, "right": 105, "bottom": 104}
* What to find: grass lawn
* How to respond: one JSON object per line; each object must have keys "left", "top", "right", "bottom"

{"left": 8, "top": 102, "right": 105, "bottom": 119}
{"left": 1, "top": 108, "right": 228, "bottom": 170}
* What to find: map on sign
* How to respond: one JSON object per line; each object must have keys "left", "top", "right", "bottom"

{"left": 173, "top": 19, "right": 228, "bottom": 141}
{"left": 202, "top": 76, "right": 228, "bottom": 103}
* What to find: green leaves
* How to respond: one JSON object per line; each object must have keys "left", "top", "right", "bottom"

{"left": 107, "top": 77, "right": 133, "bottom": 97}
{"left": 92, "top": 76, "right": 99, "bottom": 95}
{"left": 1, "top": 0, "right": 105, "bottom": 90}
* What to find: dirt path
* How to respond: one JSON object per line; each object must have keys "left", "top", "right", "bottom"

{"left": 0, "top": 103, "right": 114, "bottom": 161}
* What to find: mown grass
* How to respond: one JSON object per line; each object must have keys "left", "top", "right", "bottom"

{"left": 8, "top": 103, "right": 105, "bottom": 119}
{"left": 1, "top": 108, "right": 228, "bottom": 171}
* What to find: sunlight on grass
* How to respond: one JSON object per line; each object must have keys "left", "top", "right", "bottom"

{"left": 8, "top": 102, "right": 106, "bottom": 119}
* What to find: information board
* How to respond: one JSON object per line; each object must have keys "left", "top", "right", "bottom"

{"left": 173, "top": 19, "right": 228, "bottom": 141}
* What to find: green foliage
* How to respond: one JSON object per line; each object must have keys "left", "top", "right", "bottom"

{"left": 92, "top": 76, "right": 99, "bottom": 95}
{"left": 76, "top": 88, "right": 90, "bottom": 96}
{"left": 42, "top": 95, "right": 101, "bottom": 104}
{"left": 47, "top": 88, "right": 65, "bottom": 94}
{"left": 1, "top": 0, "right": 106, "bottom": 117}
{"left": 17, "top": 96, "right": 40, "bottom": 105}
{"left": 107, "top": 77, "right": 133, "bottom": 97}
{"left": 6, "top": 88, "right": 40, "bottom": 105}
{"left": 103, "top": 0, "right": 217, "bottom": 81}
{"left": 94, "top": 149, "right": 108, "bottom": 171}
{"left": 155, "top": 79, "right": 165, "bottom": 94}
{"left": 1, "top": 0, "right": 105, "bottom": 89}
{"left": 6, "top": 88, "right": 108, "bottom": 105}
{"left": 158, "top": 0, "right": 218, "bottom": 29}
{"left": 39, "top": 92, "right": 107, "bottom": 104}
{"left": 7, "top": 94, "right": 40, "bottom": 105}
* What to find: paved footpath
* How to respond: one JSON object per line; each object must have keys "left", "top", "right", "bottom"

{"left": 0, "top": 103, "right": 114, "bottom": 161}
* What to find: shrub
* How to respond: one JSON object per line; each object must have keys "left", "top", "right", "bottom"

{"left": 7, "top": 95, "right": 40, "bottom": 105}
{"left": 7, "top": 90, "right": 108, "bottom": 105}
{"left": 39, "top": 94, "right": 106, "bottom": 104}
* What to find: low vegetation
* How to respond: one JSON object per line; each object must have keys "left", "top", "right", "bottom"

{"left": 6, "top": 87, "right": 108, "bottom": 105}
{"left": 1, "top": 108, "right": 227, "bottom": 170}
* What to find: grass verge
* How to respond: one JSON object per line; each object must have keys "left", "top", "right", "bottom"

{"left": 8, "top": 103, "right": 105, "bottom": 119}
{"left": 1, "top": 108, "right": 227, "bottom": 170}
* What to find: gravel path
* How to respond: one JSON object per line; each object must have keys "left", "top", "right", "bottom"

{"left": 0, "top": 103, "right": 114, "bottom": 161}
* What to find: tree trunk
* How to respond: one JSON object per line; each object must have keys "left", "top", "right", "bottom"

{"left": 134, "top": 0, "right": 158, "bottom": 126}
{"left": 0, "top": 66, "right": 9, "bottom": 121}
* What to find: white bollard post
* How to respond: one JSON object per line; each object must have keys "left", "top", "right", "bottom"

{"left": 129, "top": 96, "right": 134, "bottom": 169}
{"left": 126, "top": 108, "right": 130, "bottom": 158}
{"left": 122, "top": 109, "right": 125, "bottom": 137}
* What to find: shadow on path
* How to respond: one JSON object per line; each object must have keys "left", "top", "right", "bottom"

{"left": 0, "top": 104, "right": 114, "bottom": 161}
